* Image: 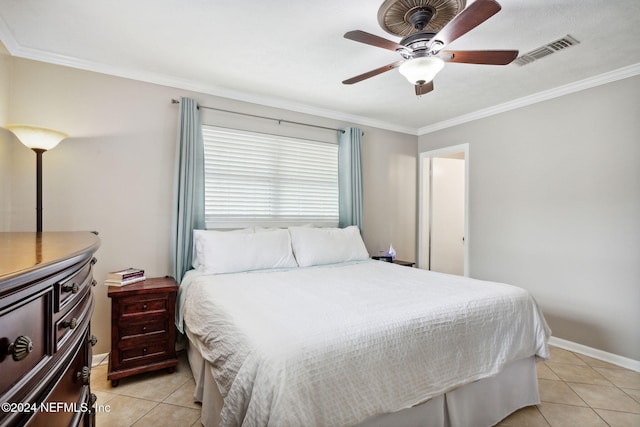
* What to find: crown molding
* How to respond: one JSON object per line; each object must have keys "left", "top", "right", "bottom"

{"left": 418, "top": 63, "right": 640, "bottom": 135}
{"left": 3, "top": 15, "right": 638, "bottom": 138}
{"left": 0, "top": 20, "right": 417, "bottom": 136}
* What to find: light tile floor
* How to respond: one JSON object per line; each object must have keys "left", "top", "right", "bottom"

{"left": 91, "top": 346, "right": 640, "bottom": 426}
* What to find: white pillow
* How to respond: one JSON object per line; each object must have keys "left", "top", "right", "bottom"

{"left": 289, "top": 226, "right": 369, "bottom": 267}
{"left": 194, "top": 228, "right": 298, "bottom": 274}
{"left": 192, "top": 228, "right": 253, "bottom": 269}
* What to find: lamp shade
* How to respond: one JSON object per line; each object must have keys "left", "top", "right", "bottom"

{"left": 398, "top": 57, "right": 445, "bottom": 85}
{"left": 6, "top": 124, "right": 68, "bottom": 150}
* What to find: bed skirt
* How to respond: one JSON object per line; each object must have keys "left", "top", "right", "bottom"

{"left": 186, "top": 332, "right": 540, "bottom": 427}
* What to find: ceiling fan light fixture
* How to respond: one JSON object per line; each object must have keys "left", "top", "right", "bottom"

{"left": 398, "top": 57, "right": 444, "bottom": 85}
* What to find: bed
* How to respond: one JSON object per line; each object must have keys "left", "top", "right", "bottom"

{"left": 176, "top": 226, "right": 550, "bottom": 427}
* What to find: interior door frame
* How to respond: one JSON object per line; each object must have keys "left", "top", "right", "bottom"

{"left": 417, "top": 143, "right": 469, "bottom": 276}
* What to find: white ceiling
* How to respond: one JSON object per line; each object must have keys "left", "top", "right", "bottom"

{"left": 1, "top": 0, "right": 639, "bottom": 135}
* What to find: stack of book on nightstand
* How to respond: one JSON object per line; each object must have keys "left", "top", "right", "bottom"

{"left": 105, "top": 268, "right": 146, "bottom": 287}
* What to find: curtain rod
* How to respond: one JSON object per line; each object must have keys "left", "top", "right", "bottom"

{"left": 171, "top": 99, "right": 345, "bottom": 134}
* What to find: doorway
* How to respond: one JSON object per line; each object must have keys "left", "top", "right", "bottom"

{"left": 418, "top": 144, "right": 469, "bottom": 276}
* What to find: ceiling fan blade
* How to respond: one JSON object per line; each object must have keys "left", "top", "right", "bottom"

{"left": 343, "top": 61, "right": 404, "bottom": 85}
{"left": 440, "top": 50, "right": 518, "bottom": 65}
{"left": 430, "top": 0, "right": 502, "bottom": 47}
{"left": 344, "top": 30, "right": 406, "bottom": 52}
{"left": 415, "top": 81, "right": 434, "bottom": 96}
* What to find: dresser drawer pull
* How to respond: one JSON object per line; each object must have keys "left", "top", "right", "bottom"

{"left": 7, "top": 335, "right": 34, "bottom": 362}
{"left": 91, "top": 279, "right": 97, "bottom": 287}
{"left": 143, "top": 347, "right": 148, "bottom": 354}
{"left": 62, "top": 318, "right": 77, "bottom": 330}
{"left": 62, "top": 282, "right": 79, "bottom": 293}
{"left": 76, "top": 366, "right": 91, "bottom": 384}
{"left": 143, "top": 304, "right": 148, "bottom": 310}
{"left": 89, "top": 393, "right": 98, "bottom": 414}
{"left": 91, "top": 257, "right": 98, "bottom": 266}
{"left": 89, "top": 335, "right": 98, "bottom": 346}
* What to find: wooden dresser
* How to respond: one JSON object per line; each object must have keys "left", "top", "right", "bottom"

{"left": 0, "top": 232, "right": 100, "bottom": 427}
{"left": 107, "top": 276, "right": 178, "bottom": 387}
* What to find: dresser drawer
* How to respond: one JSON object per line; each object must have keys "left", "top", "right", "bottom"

{"left": 27, "top": 329, "right": 90, "bottom": 427}
{"left": 119, "top": 293, "right": 169, "bottom": 318}
{"left": 55, "top": 288, "right": 92, "bottom": 351}
{"left": 0, "top": 287, "right": 53, "bottom": 401}
{"left": 55, "top": 260, "right": 93, "bottom": 312}
{"left": 119, "top": 316, "right": 169, "bottom": 341}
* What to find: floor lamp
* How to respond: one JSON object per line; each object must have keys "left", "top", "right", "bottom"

{"left": 6, "top": 124, "right": 68, "bottom": 232}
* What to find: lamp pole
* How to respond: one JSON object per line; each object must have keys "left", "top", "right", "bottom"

{"left": 33, "top": 148, "right": 45, "bottom": 232}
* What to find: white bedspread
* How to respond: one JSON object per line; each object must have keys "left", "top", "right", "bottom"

{"left": 181, "top": 260, "right": 550, "bottom": 427}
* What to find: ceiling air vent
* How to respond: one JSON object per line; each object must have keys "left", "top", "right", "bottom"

{"left": 515, "top": 35, "right": 580, "bottom": 66}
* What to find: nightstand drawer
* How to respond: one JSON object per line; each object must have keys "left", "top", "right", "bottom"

{"left": 119, "top": 293, "right": 169, "bottom": 317}
{"left": 119, "top": 317, "right": 169, "bottom": 341}
{"left": 120, "top": 342, "right": 170, "bottom": 365}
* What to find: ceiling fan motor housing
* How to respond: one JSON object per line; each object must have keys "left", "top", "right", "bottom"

{"left": 378, "top": 0, "right": 466, "bottom": 37}
{"left": 400, "top": 32, "right": 437, "bottom": 58}
{"left": 408, "top": 7, "right": 434, "bottom": 31}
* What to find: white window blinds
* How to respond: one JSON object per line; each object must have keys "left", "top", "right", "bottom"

{"left": 202, "top": 126, "right": 339, "bottom": 229}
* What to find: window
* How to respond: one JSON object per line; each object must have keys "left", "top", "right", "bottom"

{"left": 202, "top": 126, "right": 339, "bottom": 229}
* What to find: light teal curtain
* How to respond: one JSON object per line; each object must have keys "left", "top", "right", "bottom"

{"left": 338, "top": 127, "right": 363, "bottom": 230}
{"left": 171, "top": 97, "right": 205, "bottom": 283}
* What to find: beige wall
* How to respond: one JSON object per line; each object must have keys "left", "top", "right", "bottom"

{"left": 0, "top": 45, "right": 8, "bottom": 121}
{"left": 360, "top": 126, "right": 417, "bottom": 259}
{"left": 0, "top": 46, "right": 12, "bottom": 230}
{"left": 418, "top": 75, "right": 640, "bottom": 360}
{"left": 3, "top": 56, "right": 417, "bottom": 355}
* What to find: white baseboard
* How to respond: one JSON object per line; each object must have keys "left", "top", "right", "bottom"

{"left": 92, "top": 352, "right": 109, "bottom": 368}
{"left": 549, "top": 336, "right": 640, "bottom": 372}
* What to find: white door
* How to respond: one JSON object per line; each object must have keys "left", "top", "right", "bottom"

{"left": 418, "top": 144, "right": 468, "bottom": 276}
{"left": 430, "top": 157, "right": 465, "bottom": 275}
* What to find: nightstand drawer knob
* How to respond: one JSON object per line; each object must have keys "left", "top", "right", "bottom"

{"left": 143, "top": 347, "right": 148, "bottom": 353}
{"left": 62, "top": 282, "right": 79, "bottom": 293}
{"left": 142, "top": 326, "right": 147, "bottom": 332}
{"left": 91, "top": 257, "right": 98, "bottom": 266}
{"left": 89, "top": 335, "right": 98, "bottom": 346}
{"left": 7, "top": 335, "right": 33, "bottom": 362}
{"left": 62, "top": 318, "right": 77, "bottom": 330}
{"left": 91, "top": 279, "right": 97, "bottom": 287}
{"left": 142, "top": 304, "right": 148, "bottom": 310}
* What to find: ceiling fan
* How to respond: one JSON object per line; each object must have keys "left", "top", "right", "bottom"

{"left": 342, "top": 0, "right": 518, "bottom": 96}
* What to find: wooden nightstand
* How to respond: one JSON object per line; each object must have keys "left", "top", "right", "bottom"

{"left": 107, "top": 276, "right": 178, "bottom": 386}
{"left": 392, "top": 260, "right": 415, "bottom": 267}
{"left": 372, "top": 256, "right": 415, "bottom": 267}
